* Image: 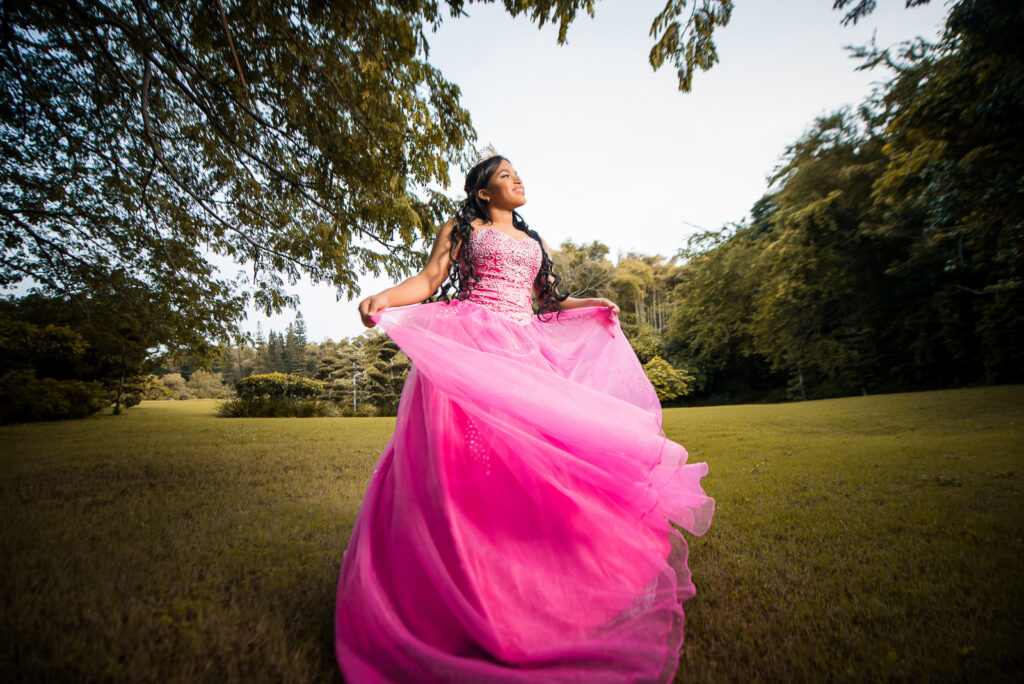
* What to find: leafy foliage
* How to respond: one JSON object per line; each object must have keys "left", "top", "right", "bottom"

{"left": 0, "top": 369, "right": 107, "bottom": 423}
{"left": 315, "top": 337, "right": 370, "bottom": 412}
{"left": 233, "top": 372, "right": 324, "bottom": 400}
{"left": 159, "top": 373, "right": 192, "bottom": 400}
{"left": 217, "top": 395, "right": 337, "bottom": 418}
{"left": 1, "top": 0, "right": 474, "bottom": 356}
{"left": 642, "top": 355, "right": 694, "bottom": 402}
{"left": 1, "top": 0, "right": 740, "bottom": 364}
{"left": 0, "top": 293, "right": 170, "bottom": 418}
{"left": 855, "top": 0, "right": 1024, "bottom": 381}
{"left": 833, "top": 0, "right": 932, "bottom": 27}
{"left": 222, "top": 371, "right": 329, "bottom": 417}
{"left": 186, "top": 369, "right": 231, "bottom": 399}
{"left": 6, "top": 0, "right": 1001, "bottom": 411}
{"left": 624, "top": 324, "right": 664, "bottom": 365}
{"left": 648, "top": 0, "right": 733, "bottom": 91}
{"left": 139, "top": 374, "right": 173, "bottom": 400}
{"left": 360, "top": 333, "right": 411, "bottom": 417}
{"left": 550, "top": 240, "right": 614, "bottom": 299}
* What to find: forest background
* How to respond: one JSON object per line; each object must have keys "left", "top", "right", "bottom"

{"left": 1, "top": 0, "right": 1021, "bottom": 421}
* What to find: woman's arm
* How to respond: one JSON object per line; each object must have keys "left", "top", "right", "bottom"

{"left": 357, "top": 219, "right": 458, "bottom": 327}
{"left": 559, "top": 296, "right": 619, "bottom": 314}
{"left": 534, "top": 237, "right": 619, "bottom": 314}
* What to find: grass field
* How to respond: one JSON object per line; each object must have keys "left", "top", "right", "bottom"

{"left": 1, "top": 386, "right": 1022, "bottom": 682}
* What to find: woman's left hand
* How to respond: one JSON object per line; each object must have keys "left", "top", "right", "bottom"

{"left": 592, "top": 298, "right": 619, "bottom": 315}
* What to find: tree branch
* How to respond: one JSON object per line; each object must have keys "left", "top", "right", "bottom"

{"left": 215, "top": 0, "right": 249, "bottom": 93}
{"left": 138, "top": 49, "right": 316, "bottom": 275}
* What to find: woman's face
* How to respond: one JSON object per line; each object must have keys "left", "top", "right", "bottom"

{"left": 478, "top": 159, "right": 526, "bottom": 210}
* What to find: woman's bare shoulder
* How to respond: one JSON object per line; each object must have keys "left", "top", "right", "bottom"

{"left": 434, "top": 217, "right": 459, "bottom": 252}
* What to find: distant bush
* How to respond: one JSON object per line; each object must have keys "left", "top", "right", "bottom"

{"left": 218, "top": 396, "right": 338, "bottom": 418}
{"left": 643, "top": 356, "right": 695, "bottom": 403}
{"left": 220, "top": 372, "right": 330, "bottom": 417}
{"left": 140, "top": 374, "right": 173, "bottom": 400}
{"left": 235, "top": 372, "right": 324, "bottom": 400}
{"left": 338, "top": 403, "right": 379, "bottom": 418}
{"left": 160, "top": 373, "right": 193, "bottom": 400}
{"left": 0, "top": 369, "right": 108, "bottom": 423}
{"left": 186, "top": 369, "right": 232, "bottom": 399}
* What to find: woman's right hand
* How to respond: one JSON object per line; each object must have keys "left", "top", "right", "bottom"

{"left": 358, "top": 293, "right": 390, "bottom": 328}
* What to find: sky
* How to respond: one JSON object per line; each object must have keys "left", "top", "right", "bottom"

{"left": 244, "top": 0, "right": 952, "bottom": 343}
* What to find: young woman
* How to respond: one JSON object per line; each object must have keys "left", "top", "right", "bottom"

{"left": 335, "top": 155, "right": 714, "bottom": 683}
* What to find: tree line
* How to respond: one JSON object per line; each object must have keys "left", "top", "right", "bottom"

{"left": 2, "top": 0, "right": 1018, "bottom": 419}
{"left": 557, "top": 0, "right": 1022, "bottom": 403}
{"left": 157, "top": 315, "right": 411, "bottom": 417}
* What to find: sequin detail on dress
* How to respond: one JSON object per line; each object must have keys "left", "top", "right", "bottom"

{"left": 465, "top": 227, "right": 541, "bottom": 325}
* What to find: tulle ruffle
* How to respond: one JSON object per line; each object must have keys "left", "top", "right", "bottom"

{"left": 335, "top": 300, "right": 714, "bottom": 683}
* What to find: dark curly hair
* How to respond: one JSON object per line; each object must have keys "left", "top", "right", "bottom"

{"left": 438, "top": 155, "right": 568, "bottom": 317}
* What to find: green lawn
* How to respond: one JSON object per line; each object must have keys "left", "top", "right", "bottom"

{"left": 1, "top": 387, "right": 1022, "bottom": 682}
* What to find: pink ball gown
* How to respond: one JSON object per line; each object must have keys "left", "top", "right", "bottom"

{"left": 335, "top": 227, "right": 714, "bottom": 683}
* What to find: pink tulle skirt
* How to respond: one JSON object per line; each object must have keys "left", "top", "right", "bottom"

{"left": 335, "top": 300, "right": 714, "bottom": 683}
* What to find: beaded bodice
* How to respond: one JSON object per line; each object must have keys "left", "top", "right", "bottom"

{"left": 464, "top": 227, "right": 542, "bottom": 325}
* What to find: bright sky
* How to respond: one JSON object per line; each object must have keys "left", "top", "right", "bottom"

{"left": 250, "top": 0, "right": 952, "bottom": 343}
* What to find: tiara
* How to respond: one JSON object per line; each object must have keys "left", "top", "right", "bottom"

{"left": 472, "top": 143, "right": 500, "bottom": 167}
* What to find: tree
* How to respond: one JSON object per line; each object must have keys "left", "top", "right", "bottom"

{"left": 550, "top": 240, "right": 614, "bottom": 299}
{"left": 745, "top": 110, "right": 885, "bottom": 397}
{"left": 624, "top": 325, "right": 663, "bottom": 365}
{"left": 647, "top": 0, "right": 734, "bottom": 91}
{"left": 1, "top": 0, "right": 473, "bottom": 359}
{"left": 856, "top": 0, "right": 1024, "bottom": 381}
{"left": 160, "top": 372, "right": 191, "bottom": 400}
{"left": 667, "top": 224, "right": 780, "bottom": 401}
{"left": 666, "top": 110, "right": 894, "bottom": 401}
{"left": 267, "top": 330, "right": 284, "bottom": 373}
{"left": 1, "top": 289, "right": 171, "bottom": 414}
{"left": 833, "top": 0, "right": 932, "bottom": 26}
{"left": 282, "top": 312, "right": 311, "bottom": 375}
{"left": 361, "top": 331, "right": 410, "bottom": 416}
{"left": 0, "top": 304, "right": 110, "bottom": 422}
{"left": 186, "top": 369, "right": 230, "bottom": 398}
{"left": 220, "top": 338, "right": 256, "bottom": 383}
{"left": 253, "top": 322, "right": 266, "bottom": 375}
{"left": 316, "top": 337, "right": 371, "bottom": 413}
{"left": 665, "top": 0, "right": 1024, "bottom": 402}
{"left": 1, "top": 0, "right": 741, "bottom": 360}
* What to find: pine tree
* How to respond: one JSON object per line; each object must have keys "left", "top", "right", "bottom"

{"left": 362, "top": 333, "right": 411, "bottom": 416}
{"left": 267, "top": 331, "right": 284, "bottom": 373}
{"left": 293, "top": 312, "right": 310, "bottom": 375}
{"left": 254, "top": 323, "right": 266, "bottom": 375}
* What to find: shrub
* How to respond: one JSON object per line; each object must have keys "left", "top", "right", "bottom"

{"left": 336, "top": 403, "right": 380, "bottom": 418}
{"left": 139, "top": 374, "right": 173, "bottom": 400}
{"left": 624, "top": 324, "right": 663, "bottom": 364}
{"left": 643, "top": 356, "right": 695, "bottom": 403}
{"left": 186, "top": 369, "right": 231, "bottom": 399}
{"left": 0, "top": 369, "right": 108, "bottom": 423}
{"left": 217, "top": 396, "right": 339, "bottom": 418}
{"left": 219, "top": 372, "right": 331, "bottom": 418}
{"left": 234, "top": 372, "right": 324, "bottom": 400}
{"left": 160, "top": 373, "right": 193, "bottom": 400}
